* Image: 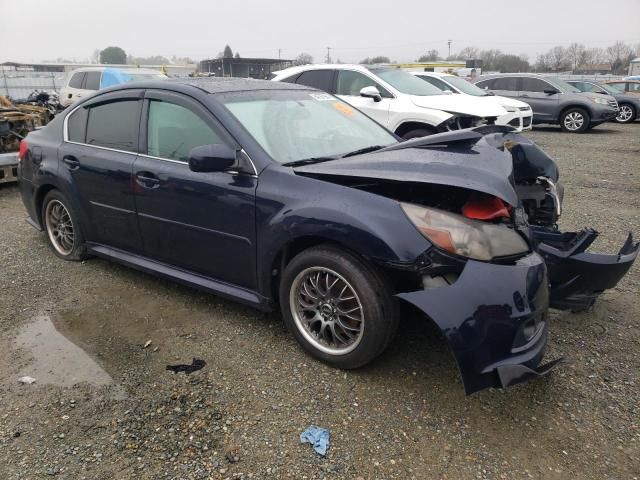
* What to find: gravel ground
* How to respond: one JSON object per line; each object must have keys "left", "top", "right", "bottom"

{"left": 0, "top": 122, "right": 638, "bottom": 479}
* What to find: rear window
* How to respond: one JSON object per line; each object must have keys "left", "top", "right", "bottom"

{"left": 68, "top": 72, "right": 85, "bottom": 89}
{"left": 85, "top": 100, "right": 139, "bottom": 152}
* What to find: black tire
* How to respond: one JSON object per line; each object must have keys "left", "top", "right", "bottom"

{"left": 401, "top": 128, "right": 435, "bottom": 140}
{"left": 615, "top": 103, "right": 637, "bottom": 123}
{"left": 279, "top": 245, "right": 399, "bottom": 369}
{"left": 42, "top": 189, "right": 88, "bottom": 261}
{"left": 560, "top": 107, "right": 590, "bottom": 133}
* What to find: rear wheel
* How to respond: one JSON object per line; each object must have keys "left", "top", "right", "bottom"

{"left": 42, "top": 190, "right": 88, "bottom": 261}
{"left": 615, "top": 103, "right": 636, "bottom": 123}
{"left": 560, "top": 107, "right": 590, "bottom": 133}
{"left": 279, "top": 245, "right": 398, "bottom": 369}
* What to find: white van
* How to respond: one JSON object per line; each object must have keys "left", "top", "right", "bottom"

{"left": 60, "top": 67, "right": 168, "bottom": 107}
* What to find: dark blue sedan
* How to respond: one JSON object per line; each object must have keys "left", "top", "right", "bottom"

{"left": 17, "top": 78, "right": 638, "bottom": 394}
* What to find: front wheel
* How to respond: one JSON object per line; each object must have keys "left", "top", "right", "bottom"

{"left": 615, "top": 103, "right": 636, "bottom": 123}
{"left": 279, "top": 246, "right": 399, "bottom": 369}
{"left": 42, "top": 190, "right": 88, "bottom": 261}
{"left": 560, "top": 108, "right": 590, "bottom": 133}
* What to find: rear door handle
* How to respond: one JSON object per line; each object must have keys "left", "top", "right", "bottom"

{"left": 62, "top": 155, "right": 80, "bottom": 170}
{"left": 135, "top": 171, "right": 160, "bottom": 189}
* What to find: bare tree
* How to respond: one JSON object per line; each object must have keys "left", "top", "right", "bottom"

{"left": 457, "top": 46, "right": 480, "bottom": 59}
{"left": 547, "top": 46, "right": 570, "bottom": 71}
{"left": 417, "top": 49, "right": 440, "bottom": 62}
{"left": 292, "top": 53, "right": 313, "bottom": 66}
{"left": 567, "top": 42, "right": 586, "bottom": 70}
{"left": 606, "top": 41, "right": 632, "bottom": 63}
{"left": 360, "top": 56, "right": 390, "bottom": 64}
{"left": 478, "top": 49, "right": 502, "bottom": 70}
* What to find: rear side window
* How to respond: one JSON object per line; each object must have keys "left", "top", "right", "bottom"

{"left": 419, "top": 76, "right": 452, "bottom": 91}
{"left": 68, "top": 72, "right": 85, "bottom": 89}
{"left": 475, "top": 78, "right": 494, "bottom": 89}
{"left": 520, "top": 78, "right": 552, "bottom": 93}
{"left": 67, "top": 107, "right": 88, "bottom": 143}
{"left": 294, "top": 70, "right": 334, "bottom": 92}
{"left": 84, "top": 72, "right": 101, "bottom": 90}
{"left": 85, "top": 100, "right": 140, "bottom": 152}
{"left": 146, "top": 100, "right": 222, "bottom": 162}
{"left": 492, "top": 77, "right": 519, "bottom": 91}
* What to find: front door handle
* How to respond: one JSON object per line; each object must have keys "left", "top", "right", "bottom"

{"left": 62, "top": 155, "right": 80, "bottom": 170}
{"left": 135, "top": 171, "right": 161, "bottom": 189}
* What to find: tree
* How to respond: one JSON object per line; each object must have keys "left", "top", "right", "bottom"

{"left": 606, "top": 41, "right": 634, "bottom": 74}
{"left": 100, "top": 46, "right": 126, "bottom": 64}
{"left": 293, "top": 53, "right": 314, "bottom": 66}
{"left": 234, "top": 52, "right": 240, "bottom": 59}
{"left": 478, "top": 49, "right": 502, "bottom": 70}
{"left": 493, "top": 54, "right": 530, "bottom": 73}
{"left": 457, "top": 46, "right": 480, "bottom": 60}
{"left": 417, "top": 49, "right": 440, "bottom": 62}
{"left": 360, "top": 56, "right": 390, "bottom": 64}
{"left": 223, "top": 45, "right": 234, "bottom": 58}
{"left": 90, "top": 49, "right": 101, "bottom": 64}
{"left": 567, "top": 42, "right": 586, "bottom": 70}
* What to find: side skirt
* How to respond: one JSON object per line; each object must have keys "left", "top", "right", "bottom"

{"left": 87, "top": 243, "right": 272, "bottom": 312}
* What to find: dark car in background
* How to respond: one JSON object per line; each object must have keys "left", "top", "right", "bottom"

{"left": 473, "top": 74, "right": 618, "bottom": 133}
{"left": 16, "top": 78, "right": 638, "bottom": 394}
{"left": 567, "top": 80, "right": 640, "bottom": 123}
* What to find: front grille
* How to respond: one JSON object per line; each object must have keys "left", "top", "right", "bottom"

{"left": 523, "top": 117, "right": 532, "bottom": 127}
{"left": 608, "top": 99, "right": 618, "bottom": 109}
{"left": 508, "top": 118, "right": 520, "bottom": 127}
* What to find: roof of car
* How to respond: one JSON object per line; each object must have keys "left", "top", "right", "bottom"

{"left": 476, "top": 73, "right": 547, "bottom": 79}
{"left": 604, "top": 79, "right": 640, "bottom": 84}
{"left": 167, "top": 76, "right": 313, "bottom": 93}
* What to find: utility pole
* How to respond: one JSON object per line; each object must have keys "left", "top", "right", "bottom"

{"left": 326, "top": 47, "right": 332, "bottom": 63}
{"left": 448, "top": 40, "right": 452, "bottom": 58}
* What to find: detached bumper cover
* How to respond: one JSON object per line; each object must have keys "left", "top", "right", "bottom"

{"left": 397, "top": 253, "right": 560, "bottom": 395}
{"left": 532, "top": 227, "right": 639, "bottom": 310}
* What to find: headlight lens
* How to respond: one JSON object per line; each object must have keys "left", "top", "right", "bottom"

{"left": 590, "top": 96, "right": 609, "bottom": 105}
{"left": 401, "top": 203, "right": 529, "bottom": 261}
{"left": 503, "top": 106, "right": 517, "bottom": 112}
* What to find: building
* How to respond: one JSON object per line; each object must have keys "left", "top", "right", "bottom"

{"left": 629, "top": 57, "right": 640, "bottom": 76}
{"left": 198, "top": 57, "right": 293, "bottom": 79}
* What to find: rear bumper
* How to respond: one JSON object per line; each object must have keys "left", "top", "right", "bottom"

{"left": 397, "top": 252, "right": 560, "bottom": 395}
{"left": 0, "top": 153, "right": 19, "bottom": 184}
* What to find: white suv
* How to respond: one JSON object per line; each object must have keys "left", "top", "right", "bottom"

{"left": 411, "top": 72, "right": 533, "bottom": 132}
{"left": 271, "top": 65, "right": 507, "bottom": 139}
{"left": 60, "top": 67, "right": 167, "bottom": 107}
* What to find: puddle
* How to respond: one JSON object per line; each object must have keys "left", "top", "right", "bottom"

{"left": 14, "top": 316, "right": 126, "bottom": 397}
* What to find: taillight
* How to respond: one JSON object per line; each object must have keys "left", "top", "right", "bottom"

{"left": 18, "top": 140, "right": 28, "bottom": 161}
{"left": 462, "top": 194, "right": 510, "bottom": 221}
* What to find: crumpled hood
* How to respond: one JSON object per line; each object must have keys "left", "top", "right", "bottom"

{"left": 294, "top": 132, "right": 519, "bottom": 206}
{"left": 410, "top": 94, "right": 507, "bottom": 118}
{"left": 491, "top": 95, "right": 531, "bottom": 110}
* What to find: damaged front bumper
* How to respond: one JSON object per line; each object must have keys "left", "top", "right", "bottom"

{"left": 397, "top": 252, "right": 561, "bottom": 395}
{"left": 531, "top": 227, "right": 639, "bottom": 311}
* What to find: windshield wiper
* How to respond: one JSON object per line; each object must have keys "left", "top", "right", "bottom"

{"left": 282, "top": 156, "right": 338, "bottom": 167}
{"left": 340, "top": 145, "right": 384, "bottom": 158}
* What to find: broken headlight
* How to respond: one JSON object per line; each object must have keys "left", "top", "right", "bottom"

{"left": 401, "top": 203, "right": 529, "bottom": 261}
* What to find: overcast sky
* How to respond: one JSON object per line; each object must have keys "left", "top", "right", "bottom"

{"left": 1, "top": 0, "right": 639, "bottom": 64}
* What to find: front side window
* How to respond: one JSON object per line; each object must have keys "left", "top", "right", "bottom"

{"left": 68, "top": 72, "right": 85, "bottom": 89}
{"left": 222, "top": 90, "right": 397, "bottom": 164}
{"left": 336, "top": 70, "right": 391, "bottom": 97}
{"left": 294, "top": 70, "right": 334, "bottom": 92}
{"left": 520, "top": 78, "right": 553, "bottom": 93}
{"left": 416, "top": 75, "right": 453, "bottom": 92}
{"left": 85, "top": 100, "right": 139, "bottom": 152}
{"left": 442, "top": 75, "right": 489, "bottom": 96}
{"left": 147, "top": 100, "right": 222, "bottom": 162}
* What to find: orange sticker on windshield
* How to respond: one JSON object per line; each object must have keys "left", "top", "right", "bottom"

{"left": 333, "top": 102, "right": 354, "bottom": 116}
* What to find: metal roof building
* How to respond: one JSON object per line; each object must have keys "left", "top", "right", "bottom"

{"left": 198, "top": 57, "right": 293, "bottom": 79}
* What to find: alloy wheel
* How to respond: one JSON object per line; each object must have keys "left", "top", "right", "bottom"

{"left": 289, "top": 267, "right": 364, "bottom": 355}
{"left": 45, "top": 200, "right": 75, "bottom": 256}
{"left": 564, "top": 111, "right": 584, "bottom": 131}
{"left": 616, "top": 105, "right": 633, "bottom": 122}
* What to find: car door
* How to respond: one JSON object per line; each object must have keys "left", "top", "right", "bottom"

{"left": 517, "top": 77, "right": 559, "bottom": 122}
{"left": 132, "top": 90, "right": 258, "bottom": 289}
{"left": 59, "top": 89, "right": 144, "bottom": 252}
{"left": 334, "top": 69, "right": 392, "bottom": 127}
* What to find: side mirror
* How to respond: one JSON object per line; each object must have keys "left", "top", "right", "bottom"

{"left": 543, "top": 88, "right": 559, "bottom": 95}
{"left": 188, "top": 144, "right": 237, "bottom": 173}
{"left": 596, "top": 90, "right": 607, "bottom": 95}
{"left": 360, "top": 86, "right": 382, "bottom": 102}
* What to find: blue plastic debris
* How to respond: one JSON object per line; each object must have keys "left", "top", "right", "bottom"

{"left": 300, "top": 425, "right": 330, "bottom": 456}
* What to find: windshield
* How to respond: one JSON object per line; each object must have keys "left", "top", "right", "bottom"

{"left": 221, "top": 90, "right": 397, "bottom": 164}
{"left": 546, "top": 77, "right": 581, "bottom": 93}
{"left": 440, "top": 75, "right": 488, "bottom": 96}
{"left": 371, "top": 68, "right": 445, "bottom": 96}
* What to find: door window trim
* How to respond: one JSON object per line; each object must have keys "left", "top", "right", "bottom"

{"left": 519, "top": 77, "right": 555, "bottom": 93}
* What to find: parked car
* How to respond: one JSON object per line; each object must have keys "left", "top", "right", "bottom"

{"left": 410, "top": 71, "right": 533, "bottom": 132}
{"left": 567, "top": 80, "right": 640, "bottom": 123}
{"left": 473, "top": 74, "right": 618, "bottom": 133}
{"left": 17, "top": 78, "right": 638, "bottom": 394}
{"left": 603, "top": 79, "right": 640, "bottom": 97}
{"left": 59, "top": 67, "right": 168, "bottom": 107}
{"left": 271, "top": 65, "right": 507, "bottom": 139}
